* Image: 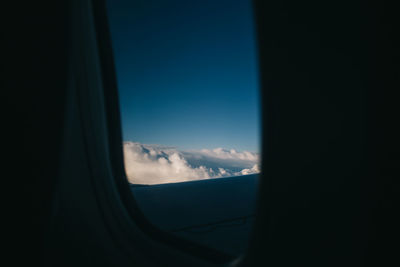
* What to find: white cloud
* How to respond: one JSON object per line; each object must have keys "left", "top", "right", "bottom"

{"left": 238, "top": 164, "right": 260, "bottom": 175}
{"left": 123, "top": 142, "right": 260, "bottom": 185}
{"left": 199, "top": 147, "right": 259, "bottom": 161}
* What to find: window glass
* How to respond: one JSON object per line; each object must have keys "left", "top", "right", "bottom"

{"left": 107, "top": 0, "right": 260, "bottom": 257}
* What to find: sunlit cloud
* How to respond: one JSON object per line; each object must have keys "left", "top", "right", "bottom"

{"left": 123, "top": 142, "right": 260, "bottom": 185}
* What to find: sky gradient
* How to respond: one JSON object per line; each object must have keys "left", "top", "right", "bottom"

{"left": 107, "top": 0, "right": 260, "bottom": 152}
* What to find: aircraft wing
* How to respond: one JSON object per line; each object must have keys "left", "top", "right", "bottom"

{"left": 131, "top": 174, "right": 258, "bottom": 256}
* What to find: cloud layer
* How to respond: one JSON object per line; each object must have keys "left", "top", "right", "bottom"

{"left": 123, "top": 142, "right": 260, "bottom": 185}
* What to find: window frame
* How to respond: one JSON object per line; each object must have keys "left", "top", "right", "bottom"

{"left": 87, "top": 0, "right": 256, "bottom": 265}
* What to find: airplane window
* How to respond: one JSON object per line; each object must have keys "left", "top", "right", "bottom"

{"left": 106, "top": 0, "right": 260, "bottom": 258}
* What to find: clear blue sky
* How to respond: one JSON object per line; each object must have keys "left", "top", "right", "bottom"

{"left": 107, "top": 0, "right": 260, "bottom": 152}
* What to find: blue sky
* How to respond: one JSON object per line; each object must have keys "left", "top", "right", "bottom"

{"left": 107, "top": 0, "right": 260, "bottom": 152}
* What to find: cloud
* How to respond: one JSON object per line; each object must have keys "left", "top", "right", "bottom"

{"left": 123, "top": 142, "right": 260, "bottom": 185}
{"left": 199, "top": 147, "right": 259, "bottom": 161}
